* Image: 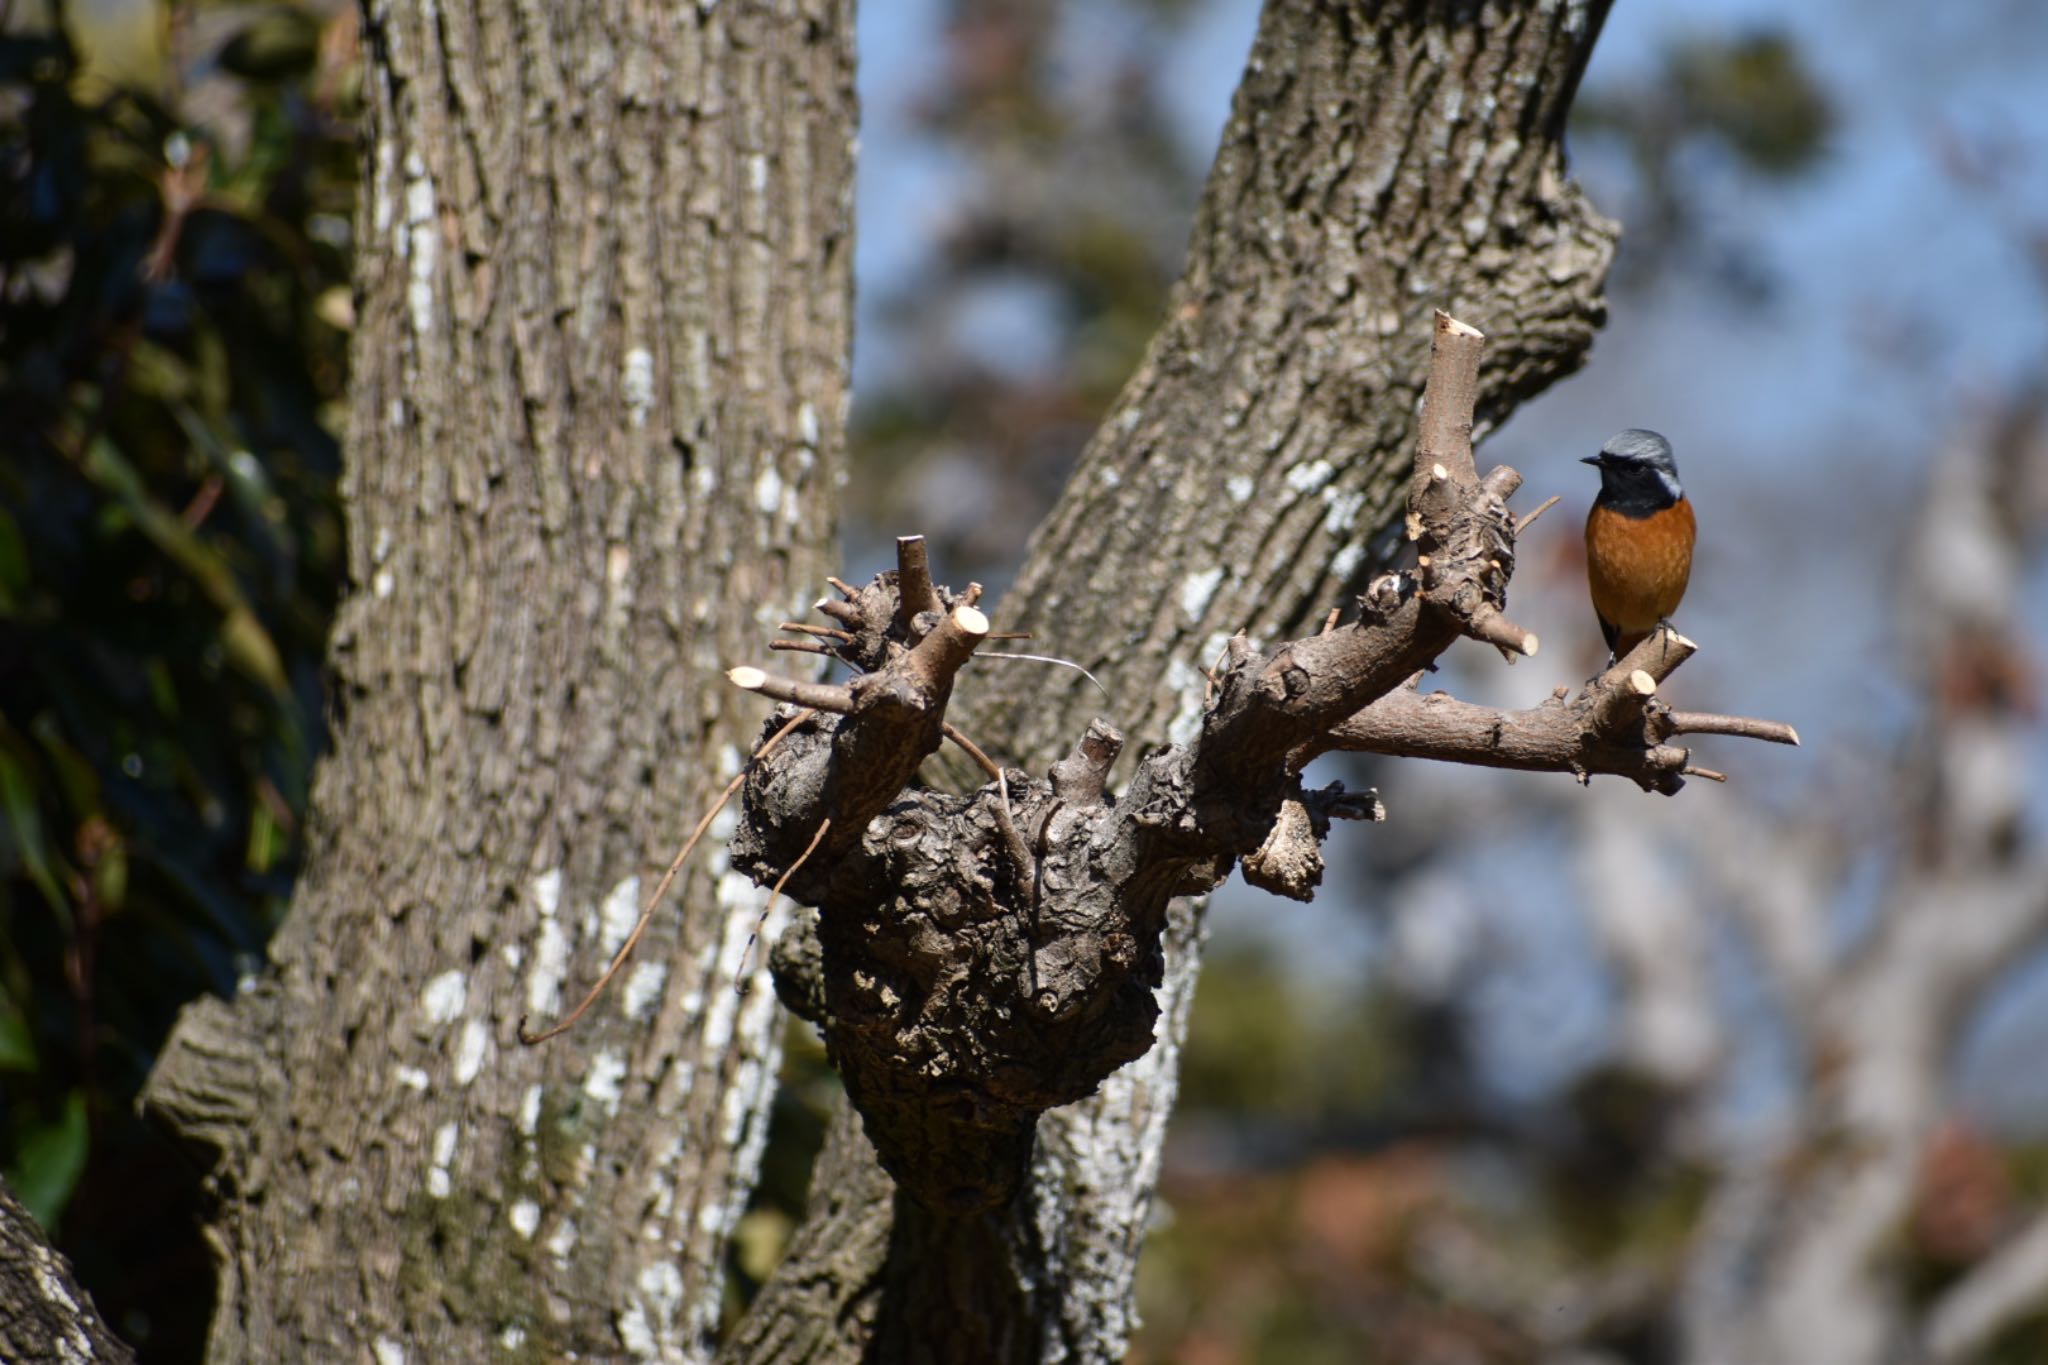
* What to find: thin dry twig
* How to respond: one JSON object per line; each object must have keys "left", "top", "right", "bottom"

{"left": 971, "top": 651, "right": 1111, "bottom": 699}
{"left": 1515, "top": 493, "right": 1562, "bottom": 535}
{"left": 518, "top": 707, "right": 816, "bottom": 1044}
{"left": 816, "top": 598, "right": 865, "bottom": 628}
{"left": 779, "top": 621, "right": 854, "bottom": 641}
{"left": 943, "top": 720, "right": 1033, "bottom": 882}
{"left": 736, "top": 817, "right": 833, "bottom": 996}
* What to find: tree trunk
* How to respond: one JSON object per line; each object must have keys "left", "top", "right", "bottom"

{"left": 0, "top": 1174, "right": 135, "bottom": 1363}
{"left": 731, "top": 2, "right": 1616, "bottom": 1362}
{"left": 141, "top": 1, "right": 855, "bottom": 1359}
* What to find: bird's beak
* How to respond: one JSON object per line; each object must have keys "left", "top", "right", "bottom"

{"left": 1580, "top": 454, "right": 1602, "bottom": 467}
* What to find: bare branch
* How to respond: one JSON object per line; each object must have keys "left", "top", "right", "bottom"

{"left": 1924, "top": 1207, "right": 2048, "bottom": 1363}
{"left": 1516, "top": 493, "right": 1563, "bottom": 534}
{"left": 1414, "top": 311, "right": 1486, "bottom": 487}
{"left": 1309, "top": 642, "right": 1793, "bottom": 793}
{"left": 727, "top": 666, "right": 856, "bottom": 713}
{"left": 900, "top": 603, "right": 990, "bottom": 693}
{"left": 1664, "top": 711, "right": 1802, "bottom": 747}
{"left": 1048, "top": 719, "right": 1123, "bottom": 807}
{"left": 894, "top": 535, "right": 938, "bottom": 636}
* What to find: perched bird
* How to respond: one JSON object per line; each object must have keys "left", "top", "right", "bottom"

{"left": 1582, "top": 429, "right": 1695, "bottom": 660}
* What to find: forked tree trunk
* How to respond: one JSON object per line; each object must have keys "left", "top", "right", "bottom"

{"left": 728, "top": 2, "right": 1617, "bottom": 1362}
{"left": 143, "top": 1, "right": 854, "bottom": 1358}
{"left": 140, "top": 0, "right": 1619, "bottom": 1360}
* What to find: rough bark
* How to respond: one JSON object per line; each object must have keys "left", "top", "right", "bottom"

{"left": 140, "top": 1, "right": 855, "bottom": 1359}
{"left": 731, "top": 3, "right": 1620, "bottom": 1362}
{"left": 0, "top": 1175, "right": 136, "bottom": 1364}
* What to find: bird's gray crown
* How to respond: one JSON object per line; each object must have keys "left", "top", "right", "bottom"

{"left": 1600, "top": 428, "right": 1677, "bottom": 475}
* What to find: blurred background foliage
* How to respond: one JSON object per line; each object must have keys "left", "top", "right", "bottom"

{"left": 0, "top": 0, "right": 356, "bottom": 1354}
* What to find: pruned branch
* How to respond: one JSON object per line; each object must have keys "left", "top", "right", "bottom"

{"left": 1309, "top": 659, "right": 1795, "bottom": 794}
{"left": 894, "top": 534, "right": 939, "bottom": 636}
{"left": 721, "top": 313, "right": 1793, "bottom": 1217}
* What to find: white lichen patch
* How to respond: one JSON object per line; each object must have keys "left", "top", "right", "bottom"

{"left": 720, "top": 924, "right": 789, "bottom": 1160}
{"left": 753, "top": 465, "right": 784, "bottom": 515}
{"left": 583, "top": 1049, "right": 628, "bottom": 1116}
{"left": 519, "top": 1083, "right": 543, "bottom": 1136}
{"left": 599, "top": 875, "right": 642, "bottom": 956}
{"left": 373, "top": 569, "right": 396, "bottom": 600}
{"left": 30, "top": 1248, "right": 80, "bottom": 1315}
{"left": 499, "top": 1325, "right": 527, "bottom": 1352}
{"left": 500, "top": 942, "right": 525, "bottom": 971}
{"left": 454, "top": 1018, "right": 491, "bottom": 1085}
{"left": 1179, "top": 566, "right": 1225, "bottom": 621}
{"left": 1225, "top": 474, "right": 1255, "bottom": 504}
{"left": 618, "top": 1304, "right": 655, "bottom": 1357}
{"left": 531, "top": 867, "right": 562, "bottom": 917}
{"left": 645, "top": 1134, "right": 687, "bottom": 1227}
{"left": 1096, "top": 465, "right": 1122, "bottom": 489}
{"left": 509, "top": 1199, "right": 541, "bottom": 1239}
{"left": 1329, "top": 542, "right": 1365, "bottom": 580}
{"left": 1163, "top": 645, "right": 1218, "bottom": 750}
{"left": 371, "top": 139, "right": 396, "bottom": 239}
{"left": 705, "top": 874, "right": 772, "bottom": 1053}
{"left": 428, "top": 1120, "right": 460, "bottom": 1198}
{"left": 622, "top": 960, "right": 668, "bottom": 1020}
{"left": 420, "top": 969, "right": 468, "bottom": 1025}
{"left": 527, "top": 917, "right": 571, "bottom": 1019}
{"left": 1285, "top": 458, "right": 1335, "bottom": 494}
{"left": 797, "top": 401, "right": 820, "bottom": 448}
{"left": 32, "top": 1245, "right": 98, "bottom": 1363}
{"left": 393, "top": 1065, "right": 430, "bottom": 1091}
{"left": 622, "top": 347, "right": 655, "bottom": 430}
{"left": 374, "top": 1338, "right": 408, "bottom": 1365}
{"left": 1321, "top": 485, "right": 1366, "bottom": 535}
{"left": 403, "top": 150, "right": 437, "bottom": 336}
{"left": 1163, "top": 657, "right": 1206, "bottom": 748}
{"left": 622, "top": 1260, "right": 686, "bottom": 1361}
{"left": 546, "top": 1217, "right": 579, "bottom": 1268}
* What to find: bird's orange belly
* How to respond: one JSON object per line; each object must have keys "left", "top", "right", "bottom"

{"left": 1585, "top": 500, "right": 1695, "bottom": 633}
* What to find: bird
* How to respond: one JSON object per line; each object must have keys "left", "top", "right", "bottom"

{"left": 1582, "top": 429, "right": 1695, "bottom": 660}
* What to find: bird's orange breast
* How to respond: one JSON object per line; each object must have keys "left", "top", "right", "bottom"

{"left": 1585, "top": 497, "right": 1695, "bottom": 642}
